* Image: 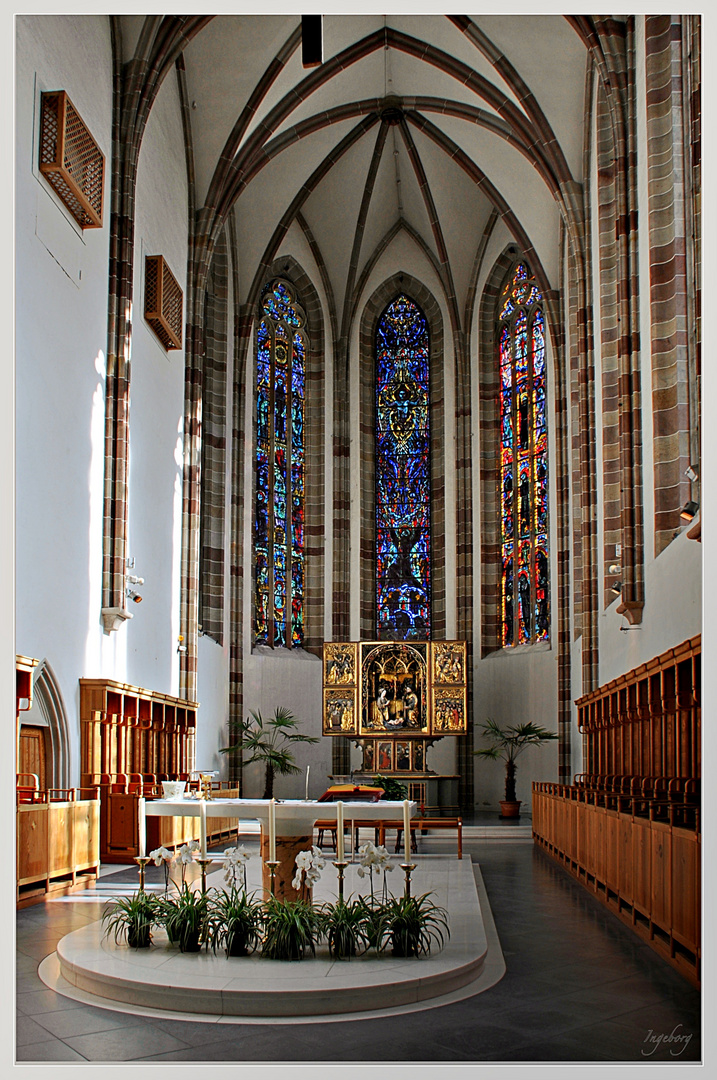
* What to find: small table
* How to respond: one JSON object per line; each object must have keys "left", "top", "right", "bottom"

{"left": 142, "top": 798, "right": 417, "bottom": 900}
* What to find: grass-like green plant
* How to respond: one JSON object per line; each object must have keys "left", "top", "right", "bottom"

{"left": 207, "top": 887, "right": 264, "bottom": 957}
{"left": 102, "top": 891, "right": 158, "bottom": 949}
{"left": 157, "top": 884, "right": 210, "bottom": 952}
{"left": 319, "top": 898, "right": 373, "bottom": 960}
{"left": 261, "top": 896, "right": 321, "bottom": 961}
{"left": 375, "top": 892, "right": 450, "bottom": 958}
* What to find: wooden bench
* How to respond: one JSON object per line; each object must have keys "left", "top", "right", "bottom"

{"left": 315, "top": 819, "right": 383, "bottom": 851}
{"left": 381, "top": 817, "right": 463, "bottom": 860}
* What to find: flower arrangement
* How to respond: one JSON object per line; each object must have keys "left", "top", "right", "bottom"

{"left": 356, "top": 841, "right": 394, "bottom": 904}
{"left": 174, "top": 840, "right": 201, "bottom": 885}
{"left": 291, "top": 846, "right": 325, "bottom": 892}
{"left": 148, "top": 846, "right": 173, "bottom": 893}
{"left": 223, "top": 845, "right": 251, "bottom": 892}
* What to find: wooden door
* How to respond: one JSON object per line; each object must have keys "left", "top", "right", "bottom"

{"left": 19, "top": 725, "right": 47, "bottom": 789}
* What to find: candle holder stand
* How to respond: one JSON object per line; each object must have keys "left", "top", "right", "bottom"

{"left": 333, "top": 860, "right": 349, "bottom": 902}
{"left": 196, "top": 857, "right": 212, "bottom": 893}
{"left": 134, "top": 856, "right": 151, "bottom": 891}
{"left": 400, "top": 862, "right": 417, "bottom": 898}
{"left": 265, "top": 859, "right": 280, "bottom": 897}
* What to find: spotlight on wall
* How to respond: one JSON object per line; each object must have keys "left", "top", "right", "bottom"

{"left": 610, "top": 581, "right": 622, "bottom": 596}
{"left": 126, "top": 589, "right": 143, "bottom": 604}
{"left": 126, "top": 575, "right": 145, "bottom": 585}
{"left": 177, "top": 634, "right": 187, "bottom": 654}
{"left": 685, "top": 464, "right": 699, "bottom": 483}
{"left": 680, "top": 500, "right": 699, "bottom": 522}
{"left": 608, "top": 563, "right": 621, "bottom": 575}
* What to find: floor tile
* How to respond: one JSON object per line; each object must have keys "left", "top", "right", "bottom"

{"left": 33, "top": 1003, "right": 152, "bottom": 1039}
{"left": 64, "top": 1023, "right": 191, "bottom": 1062}
{"left": 16, "top": 988, "right": 84, "bottom": 1016}
{"left": 16, "top": 1037, "right": 89, "bottom": 1062}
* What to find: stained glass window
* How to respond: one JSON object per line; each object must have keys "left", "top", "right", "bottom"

{"left": 375, "top": 295, "right": 431, "bottom": 640}
{"left": 498, "top": 262, "right": 549, "bottom": 647}
{"left": 254, "top": 279, "right": 306, "bottom": 648}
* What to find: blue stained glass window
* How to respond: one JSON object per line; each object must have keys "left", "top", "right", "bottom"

{"left": 498, "top": 263, "right": 549, "bottom": 647}
{"left": 253, "top": 280, "right": 306, "bottom": 648}
{"left": 375, "top": 295, "right": 431, "bottom": 640}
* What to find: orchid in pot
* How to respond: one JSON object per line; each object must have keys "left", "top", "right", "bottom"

{"left": 291, "top": 845, "right": 325, "bottom": 900}
{"left": 102, "top": 891, "right": 159, "bottom": 949}
{"left": 319, "top": 898, "right": 373, "bottom": 960}
{"left": 158, "top": 884, "right": 210, "bottom": 953}
{"left": 356, "top": 840, "right": 394, "bottom": 947}
{"left": 375, "top": 892, "right": 450, "bottom": 958}
{"left": 261, "top": 896, "right": 321, "bottom": 961}
{"left": 148, "top": 846, "right": 174, "bottom": 894}
{"left": 206, "top": 846, "right": 263, "bottom": 957}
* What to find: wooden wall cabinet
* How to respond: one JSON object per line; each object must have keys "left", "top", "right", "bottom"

{"left": 17, "top": 795, "right": 100, "bottom": 906}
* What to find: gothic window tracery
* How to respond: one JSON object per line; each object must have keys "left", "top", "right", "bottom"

{"left": 253, "top": 279, "right": 306, "bottom": 648}
{"left": 375, "top": 295, "right": 431, "bottom": 640}
{"left": 498, "top": 262, "right": 549, "bottom": 647}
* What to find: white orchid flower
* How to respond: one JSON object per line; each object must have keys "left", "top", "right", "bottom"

{"left": 149, "top": 846, "right": 172, "bottom": 866}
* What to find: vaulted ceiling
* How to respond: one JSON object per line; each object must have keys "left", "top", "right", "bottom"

{"left": 119, "top": 14, "right": 592, "bottom": 335}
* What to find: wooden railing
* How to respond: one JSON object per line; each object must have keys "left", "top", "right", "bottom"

{"left": 17, "top": 786, "right": 100, "bottom": 905}
{"left": 532, "top": 781, "right": 700, "bottom": 986}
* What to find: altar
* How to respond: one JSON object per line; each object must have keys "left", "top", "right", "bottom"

{"left": 142, "top": 797, "right": 417, "bottom": 900}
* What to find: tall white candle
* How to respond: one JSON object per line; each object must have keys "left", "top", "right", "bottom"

{"left": 199, "top": 799, "right": 207, "bottom": 859}
{"left": 138, "top": 797, "right": 146, "bottom": 858}
{"left": 336, "top": 801, "right": 344, "bottom": 861}
{"left": 403, "top": 799, "right": 411, "bottom": 862}
{"left": 305, "top": 764, "right": 310, "bottom": 800}
{"left": 268, "top": 798, "right": 276, "bottom": 861}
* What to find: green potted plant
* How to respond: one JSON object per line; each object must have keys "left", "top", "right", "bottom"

{"left": 208, "top": 887, "right": 264, "bottom": 957}
{"left": 372, "top": 775, "right": 407, "bottom": 801}
{"left": 261, "top": 896, "right": 321, "bottom": 961}
{"left": 102, "top": 892, "right": 158, "bottom": 949}
{"left": 375, "top": 892, "right": 449, "bottom": 958}
{"left": 319, "top": 898, "right": 373, "bottom": 960}
{"left": 219, "top": 707, "right": 319, "bottom": 798}
{"left": 473, "top": 717, "right": 558, "bottom": 818}
{"left": 158, "top": 884, "right": 210, "bottom": 952}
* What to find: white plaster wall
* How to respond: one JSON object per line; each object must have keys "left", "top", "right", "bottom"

{"left": 126, "top": 66, "right": 188, "bottom": 696}
{"left": 15, "top": 15, "right": 114, "bottom": 785}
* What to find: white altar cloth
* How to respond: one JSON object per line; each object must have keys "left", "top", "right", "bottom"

{"left": 142, "top": 797, "right": 417, "bottom": 839}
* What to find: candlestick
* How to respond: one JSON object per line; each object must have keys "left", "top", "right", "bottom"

{"left": 305, "top": 764, "right": 310, "bottom": 800}
{"left": 138, "top": 797, "right": 146, "bottom": 858}
{"left": 336, "top": 801, "right": 344, "bottom": 861}
{"left": 268, "top": 798, "right": 276, "bottom": 862}
{"left": 196, "top": 857, "right": 212, "bottom": 893}
{"left": 403, "top": 799, "right": 411, "bottom": 862}
{"left": 199, "top": 799, "right": 207, "bottom": 858}
{"left": 265, "top": 859, "right": 280, "bottom": 897}
{"left": 134, "top": 856, "right": 150, "bottom": 891}
{"left": 400, "top": 862, "right": 417, "bottom": 898}
{"left": 333, "top": 860, "right": 349, "bottom": 902}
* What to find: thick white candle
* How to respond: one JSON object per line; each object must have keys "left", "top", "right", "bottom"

{"left": 199, "top": 799, "right": 207, "bottom": 859}
{"left": 403, "top": 799, "right": 411, "bottom": 862}
{"left": 138, "top": 797, "right": 146, "bottom": 858}
{"left": 336, "top": 801, "right": 344, "bottom": 861}
{"left": 305, "top": 764, "right": 310, "bottom": 800}
{"left": 268, "top": 798, "right": 276, "bottom": 861}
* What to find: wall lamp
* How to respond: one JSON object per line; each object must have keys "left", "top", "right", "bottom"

{"left": 610, "top": 581, "right": 622, "bottom": 596}
{"left": 127, "top": 575, "right": 144, "bottom": 585}
{"left": 126, "top": 589, "right": 143, "bottom": 604}
{"left": 608, "top": 563, "right": 620, "bottom": 575}
{"left": 680, "top": 500, "right": 699, "bottom": 522}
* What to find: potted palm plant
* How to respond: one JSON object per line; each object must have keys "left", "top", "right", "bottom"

{"left": 219, "top": 707, "right": 319, "bottom": 799}
{"left": 261, "top": 896, "right": 322, "bottom": 961}
{"left": 157, "top": 884, "right": 210, "bottom": 952}
{"left": 473, "top": 717, "right": 558, "bottom": 818}
{"left": 208, "top": 887, "right": 264, "bottom": 957}
{"left": 319, "top": 898, "right": 373, "bottom": 960}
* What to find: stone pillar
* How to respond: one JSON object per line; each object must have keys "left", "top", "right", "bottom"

{"left": 260, "top": 829, "right": 313, "bottom": 902}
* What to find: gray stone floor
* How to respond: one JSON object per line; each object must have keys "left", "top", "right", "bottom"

{"left": 16, "top": 841, "right": 701, "bottom": 1065}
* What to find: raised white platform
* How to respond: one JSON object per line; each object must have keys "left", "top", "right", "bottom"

{"left": 41, "top": 857, "right": 505, "bottom": 1024}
